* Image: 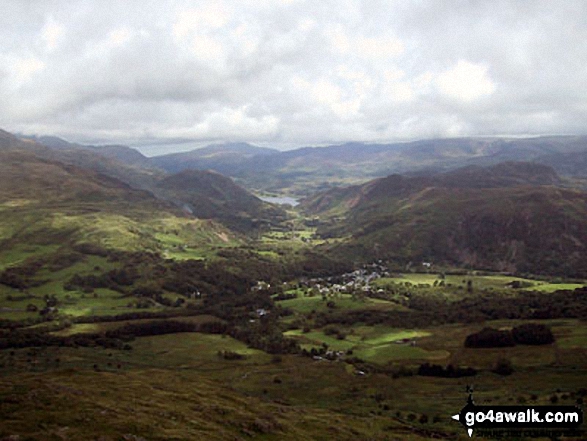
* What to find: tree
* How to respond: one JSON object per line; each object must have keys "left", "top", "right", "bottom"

{"left": 492, "top": 358, "right": 514, "bottom": 376}
{"left": 512, "top": 323, "right": 554, "bottom": 345}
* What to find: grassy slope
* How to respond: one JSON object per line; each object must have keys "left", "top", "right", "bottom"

{"left": 372, "top": 273, "right": 586, "bottom": 293}
{"left": 2, "top": 318, "right": 586, "bottom": 440}
{"left": 0, "top": 331, "right": 439, "bottom": 441}
{"left": 156, "top": 169, "right": 286, "bottom": 233}
{"left": 0, "top": 369, "right": 408, "bottom": 441}
{"left": 0, "top": 213, "right": 240, "bottom": 321}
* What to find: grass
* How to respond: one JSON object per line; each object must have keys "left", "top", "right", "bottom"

{"left": 1, "top": 206, "right": 241, "bottom": 270}
{"left": 529, "top": 283, "right": 585, "bottom": 292}
{"left": 358, "top": 328, "right": 430, "bottom": 345}
{"left": 253, "top": 249, "right": 281, "bottom": 259}
{"left": 162, "top": 248, "right": 207, "bottom": 260}
{"left": 0, "top": 244, "right": 61, "bottom": 270}
{"left": 0, "top": 366, "right": 433, "bottom": 441}
{"left": 285, "top": 329, "right": 357, "bottom": 351}
{"left": 25, "top": 256, "right": 137, "bottom": 316}
{"left": 285, "top": 326, "right": 443, "bottom": 364}
{"left": 0, "top": 310, "right": 38, "bottom": 321}
{"left": 373, "top": 273, "right": 585, "bottom": 293}
{"left": 259, "top": 222, "right": 327, "bottom": 249}
{"left": 51, "top": 315, "right": 223, "bottom": 337}
{"left": 354, "top": 344, "right": 447, "bottom": 363}
{"left": 154, "top": 216, "right": 240, "bottom": 260}
{"left": 277, "top": 293, "right": 398, "bottom": 314}
{"left": 0, "top": 208, "right": 247, "bottom": 321}
{"left": 129, "top": 333, "right": 270, "bottom": 367}
{"left": 553, "top": 320, "right": 587, "bottom": 349}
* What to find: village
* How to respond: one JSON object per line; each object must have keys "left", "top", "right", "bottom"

{"left": 250, "top": 262, "right": 423, "bottom": 370}
{"left": 252, "top": 261, "right": 393, "bottom": 302}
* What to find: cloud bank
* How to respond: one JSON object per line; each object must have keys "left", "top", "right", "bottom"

{"left": 1, "top": 0, "right": 586, "bottom": 153}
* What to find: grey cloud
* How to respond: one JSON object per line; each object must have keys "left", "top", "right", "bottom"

{"left": 0, "top": 0, "right": 586, "bottom": 153}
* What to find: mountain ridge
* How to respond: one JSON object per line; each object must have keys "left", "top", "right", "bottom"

{"left": 21, "top": 134, "right": 154, "bottom": 168}
{"left": 148, "top": 136, "right": 587, "bottom": 195}
{"left": 17, "top": 133, "right": 587, "bottom": 195}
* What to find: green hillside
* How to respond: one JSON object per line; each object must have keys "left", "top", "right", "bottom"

{"left": 302, "top": 163, "right": 587, "bottom": 276}
{"left": 0, "top": 140, "right": 245, "bottom": 296}
{"left": 0, "top": 340, "right": 444, "bottom": 441}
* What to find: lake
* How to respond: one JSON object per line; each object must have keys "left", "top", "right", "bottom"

{"left": 259, "top": 196, "right": 299, "bottom": 206}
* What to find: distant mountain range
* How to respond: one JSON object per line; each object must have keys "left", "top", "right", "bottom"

{"left": 22, "top": 132, "right": 587, "bottom": 196}
{"left": 150, "top": 143, "right": 276, "bottom": 176}
{"left": 301, "top": 162, "right": 587, "bottom": 277}
{"left": 149, "top": 136, "right": 587, "bottom": 195}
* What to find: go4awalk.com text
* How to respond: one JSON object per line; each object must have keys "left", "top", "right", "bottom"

{"left": 452, "top": 390, "right": 583, "bottom": 437}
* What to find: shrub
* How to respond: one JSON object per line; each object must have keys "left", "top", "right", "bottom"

{"left": 217, "top": 350, "right": 246, "bottom": 360}
{"left": 418, "top": 363, "right": 477, "bottom": 378}
{"left": 492, "top": 358, "right": 514, "bottom": 376}
{"left": 465, "top": 327, "right": 515, "bottom": 348}
{"left": 512, "top": 323, "right": 554, "bottom": 345}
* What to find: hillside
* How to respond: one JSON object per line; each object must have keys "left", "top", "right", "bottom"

{"left": 0, "top": 368, "right": 422, "bottom": 441}
{"left": 535, "top": 150, "right": 587, "bottom": 178}
{"left": 23, "top": 135, "right": 155, "bottom": 168}
{"left": 156, "top": 169, "right": 286, "bottom": 232}
{"left": 17, "top": 133, "right": 587, "bottom": 196}
{"left": 5, "top": 130, "right": 285, "bottom": 235}
{"left": 302, "top": 163, "right": 587, "bottom": 276}
{"left": 0, "top": 150, "right": 161, "bottom": 210}
{"left": 0, "top": 134, "right": 243, "bottom": 269}
{"left": 18, "top": 135, "right": 165, "bottom": 192}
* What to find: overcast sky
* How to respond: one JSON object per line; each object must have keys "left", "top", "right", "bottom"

{"left": 1, "top": 0, "right": 586, "bottom": 154}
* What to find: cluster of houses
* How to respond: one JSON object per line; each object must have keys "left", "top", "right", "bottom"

{"left": 253, "top": 260, "right": 439, "bottom": 301}
{"left": 311, "top": 349, "right": 346, "bottom": 362}
{"left": 296, "top": 263, "right": 391, "bottom": 298}
{"left": 250, "top": 263, "right": 395, "bottom": 307}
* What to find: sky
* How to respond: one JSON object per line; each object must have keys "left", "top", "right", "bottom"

{"left": 1, "top": 0, "right": 586, "bottom": 155}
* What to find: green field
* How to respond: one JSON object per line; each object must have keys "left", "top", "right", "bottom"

{"left": 530, "top": 283, "right": 586, "bottom": 292}
{"left": 373, "top": 273, "right": 585, "bottom": 293}
{"left": 277, "top": 293, "right": 401, "bottom": 314}
{"left": 285, "top": 326, "right": 445, "bottom": 364}
{"left": 0, "top": 208, "right": 247, "bottom": 322}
